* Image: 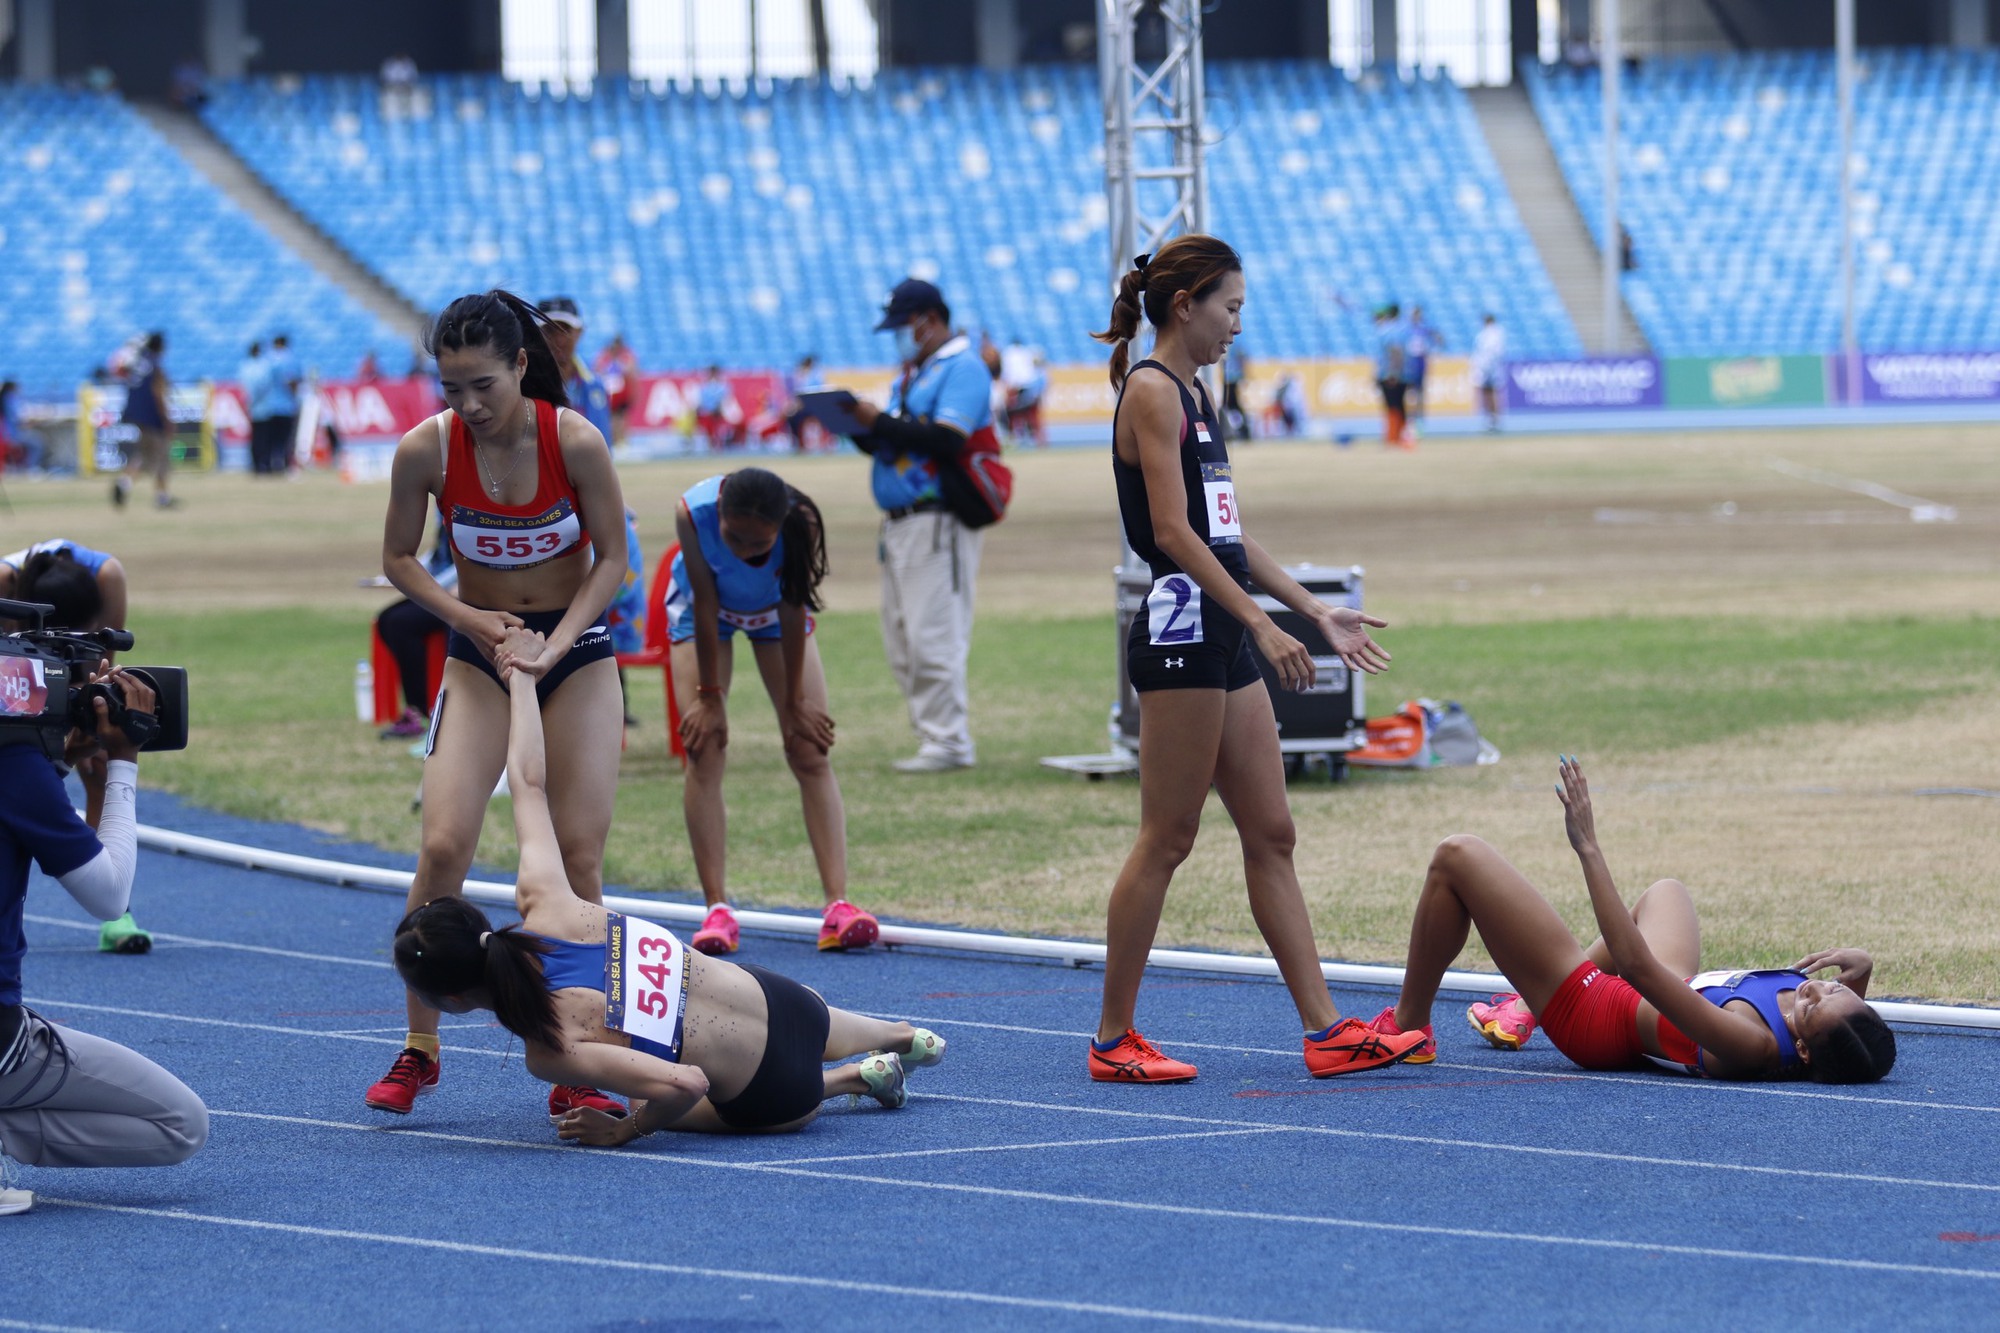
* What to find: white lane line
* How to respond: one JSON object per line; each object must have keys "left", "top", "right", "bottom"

{"left": 200, "top": 1111, "right": 2000, "bottom": 1283}
{"left": 37, "top": 998, "right": 2000, "bottom": 1190}
{"left": 37, "top": 1195, "right": 1360, "bottom": 1333}
{"left": 0, "top": 1320, "right": 120, "bottom": 1333}
{"left": 24, "top": 914, "right": 392, "bottom": 969}
{"left": 755, "top": 1127, "right": 1293, "bottom": 1167}
{"left": 891, "top": 1012, "right": 2000, "bottom": 1116}
{"left": 1767, "top": 457, "right": 1958, "bottom": 522}
{"left": 20, "top": 998, "right": 508, "bottom": 1060}
{"left": 916, "top": 1093, "right": 2000, "bottom": 1195}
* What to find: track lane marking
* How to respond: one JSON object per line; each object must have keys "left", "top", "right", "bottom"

{"left": 23, "top": 915, "right": 392, "bottom": 969}
{"left": 193, "top": 1111, "right": 2000, "bottom": 1283}
{"left": 754, "top": 1126, "right": 1293, "bottom": 1166}
{"left": 36, "top": 1195, "right": 1361, "bottom": 1332}
{"left": 21, "top": 998, "right": 508, "bottom": 1060}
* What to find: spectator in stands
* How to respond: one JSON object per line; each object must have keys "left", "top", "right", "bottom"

{"left": 0, "top": 381, "right": 42, "bottom": 474}
{"left": 783, "top": 354, "right": 826, "bottom": 451}
{"left": 113, "top": 333, "right": 176, "bottom": 509}
{"left": 1619, "top": 224, "right": 1638, "bottom": 273}
{"left": 1403, "top": 305, "right": 1443, "bottom": 438}
{"left": 694, "top": 366, "right": 739, "bottom": 449}
{"left": 1372, "top": 305, "right": 1410, "bottom": 450}
{"left": 1471, "top": 312, "right": 1507, "bottom": 434}
{"left": 593, "top": 335, "right": 638, "bottom": 448}
{"left": 845, "top": 278, "right": 990, "bottom": 773}
{"left": 168, "top": 56, "right": 208, "bottom": 110}
{"left": 262, "top": 334, "right": 303, "bottom": 476}
{"left": 380, "top": 52, "right": 419, "bottom": 119}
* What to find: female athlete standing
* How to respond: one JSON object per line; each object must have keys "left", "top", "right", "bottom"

{"left": 1087, "top": 236, "right": 1425, "bottom": 1083}
{"left": 667, "top": 468, "right": 879, "bottom": 957}
{"left": 366, "top": 291, "right": 630, "bottom": 1119}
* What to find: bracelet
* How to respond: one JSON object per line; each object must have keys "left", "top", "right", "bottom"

{"left": 696, "top": 685, "right": 723, "bottom": 697}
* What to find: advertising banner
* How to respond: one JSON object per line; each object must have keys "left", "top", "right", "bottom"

{"left": 77, "top": 383, "right": 214, "bottom": 476}
{"left": 1504, "top": 357, "right": 1662, "bottom": 411}
{"left": 209, "top": 377, "right": 442, "bottom": 444}
{"left": 1831, "top": 352, "right": 2000, "bottom": 404}
{"left": 627, "top": 370, "right": 789, "bottom": 435}
{"left": 1665, "top": 355, "right": 1826, "bottom": 409}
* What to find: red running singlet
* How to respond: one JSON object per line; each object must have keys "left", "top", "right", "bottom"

{"left": 438, "top": 399, "right": 591, "bottom": 572}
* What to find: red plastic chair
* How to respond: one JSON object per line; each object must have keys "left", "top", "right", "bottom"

{"left": 615, "top": 542, "right": 684, "bottom": 761}
{"left": 370, "top": 623, "right": 446, "bottom": 725}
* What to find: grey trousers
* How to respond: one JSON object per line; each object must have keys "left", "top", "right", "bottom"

{"left": 879, "top": 509, "right": 983, "bottom": 761}
{"left": 0, "top": 1011, "right": 208, "bottom": 1168}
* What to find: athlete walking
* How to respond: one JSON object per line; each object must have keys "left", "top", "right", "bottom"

{"left": 1086, "top": 236, "right": 1426, "bottom": 1083}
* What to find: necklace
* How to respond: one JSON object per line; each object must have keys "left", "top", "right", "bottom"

{"left": 474, "top": 412, "right": 533, "bottom": 498}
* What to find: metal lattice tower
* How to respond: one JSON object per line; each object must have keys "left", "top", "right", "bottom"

{"left": 1098, "top": 0, "right": 1209, "bottom": 292}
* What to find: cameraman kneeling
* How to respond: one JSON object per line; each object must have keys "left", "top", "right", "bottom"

{"left": 0, "top": 667, "right": 207, "bottom": 1215}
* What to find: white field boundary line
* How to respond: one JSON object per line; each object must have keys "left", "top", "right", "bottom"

{"left": 0, "top": 1321, "right": 119, "bottom": 1333}
{"left": 23, "top": 914, "right": 392, "bottom": 969}
{"left": 893, "top": 1013, "right": 2000, "bottom": 1115}
{"left": 126, "top": 822, "right": 2000, "bottom": 1030}
{"left": 1766, "top": 457, "right": 1959, "bottom": 522}
{"left": 35, "top": 1196, "right": 1357, "bottom": 1333}
{"left": 187, "top": 1111, "right": 2000, "bottom": 1283}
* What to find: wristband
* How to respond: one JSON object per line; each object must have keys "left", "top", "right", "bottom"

{"left": 696, "top": 685, "right": 723, "bottom": 698}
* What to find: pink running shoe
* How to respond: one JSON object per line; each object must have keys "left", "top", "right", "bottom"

{"left": 691, "top": 903, "right": 740, "bottom": 955}
{"left": 1368, "top": 1005, "right": 1436, "bottom": 1064}
{"left": 1468, "top": 993, "right": 1538, "bottom": 1050}
{"left": 818, "top": 899, "right": 879, "bottom": 951}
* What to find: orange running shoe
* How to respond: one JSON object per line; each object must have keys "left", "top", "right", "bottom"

{"left": 1468, "top": 993, "right": 1538, "bottom": 1050}
{"left": 1087, "top": 1029, "right": 1198, "bottom": 1083}
{"left": 1302, "top": 1017, "right": 1428, "bottom": 1078}
{"left": 1367, "top": 1005, "right": 1436, "bottom": 1064}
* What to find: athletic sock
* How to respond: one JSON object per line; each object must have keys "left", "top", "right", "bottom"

{"left": 1304, "top": 1020, "right": 1345, "bottom": 1042}
{"left": 406, "top": 1032, "right": 441, "bottom": 1060}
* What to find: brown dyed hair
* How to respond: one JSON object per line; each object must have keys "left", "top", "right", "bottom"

{"left": 1090, "top": 234, "right": 1243, "bottom": 390}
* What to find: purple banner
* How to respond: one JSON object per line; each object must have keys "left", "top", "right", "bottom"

{"left": 1832, "top": 352, "right": 2000, "bottom": 404}
{"left": 1504, "top": 357, "right": 1663, "bottom": 412}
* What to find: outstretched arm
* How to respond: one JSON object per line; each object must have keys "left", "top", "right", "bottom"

{"left": 497, "top": 628, "right": 571, "bottom": 917}
{"left": 1557, "top": 757, "right": 1775, "bottom": 1070}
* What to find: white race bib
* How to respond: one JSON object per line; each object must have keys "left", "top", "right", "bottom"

{"left": 451, "top": 501, "right": 584, "bottom": 571}
{"left": 719, "top": 605, "right": 780, "bottom": 633}
{"left": 604, "top": 912, "right": 689, "bottom": 1059}
{"left": 1198, "top": 460, "right": 1242, "bottom": 542}
{"left": 1146, "top": 573, "right": 1203, "bottom": 646}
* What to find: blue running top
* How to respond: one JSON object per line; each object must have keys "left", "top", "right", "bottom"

{"left": 521, "top": 930, "right": 682, "bottom": 1063}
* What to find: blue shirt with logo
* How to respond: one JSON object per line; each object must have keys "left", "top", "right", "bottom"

{"left": 1, "top": 743, "right": 104, "bottom": 1005}
{"left": 670, "top": 474, "right": 784, "bottom": 613}
{"left": 258, "top": 348, "right": 301, "bottom": 417}
{"left": 869, "top": 337, "right": 993, "bottom": 512}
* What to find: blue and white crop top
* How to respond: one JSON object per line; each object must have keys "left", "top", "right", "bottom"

{"left": 670, "top": 473, "right": 785, "bottom": 612}
{"left": 1649, "top": 968, "right": 1805, "bottom": 1075}
{"left": 523, "top": 928, "right": 685, "bottom": 1063}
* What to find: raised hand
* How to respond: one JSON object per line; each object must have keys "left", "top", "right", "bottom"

{"left": 1791, "top": 947, "right": 1874, "bottom": 992}
{"left": 1556, "top": 755, "right": 1599, "bottom": 853}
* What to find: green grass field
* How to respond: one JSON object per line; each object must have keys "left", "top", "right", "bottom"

{"left": 15, "top": 424, "right": 1999, "bottom": 1000}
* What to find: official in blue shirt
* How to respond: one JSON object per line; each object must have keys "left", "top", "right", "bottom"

{"left": 846, "top": 278, "right": 992, "bottom": 771}
{"left": 0, "top": 671, "right": 206, "bottom": 1208}
{"left": 253, "top": 333, "right": 303, "bottom": 476}
{"left": 1371, "top": 304, "right": 1411, "bottom": 448}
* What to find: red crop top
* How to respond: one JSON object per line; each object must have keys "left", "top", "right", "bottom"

{"left": 437, "top": 399, "right": 591, "bottom": 572}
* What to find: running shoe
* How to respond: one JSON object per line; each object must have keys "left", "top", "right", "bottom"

{"left": 378, "top": 708, "right": 428, "bottom": 740}
{"left": 818, "top": 899, "right": 879, "bottom": 951}
{"left": 110, "top": 476, "right": 129, "bottom": 508}
{"left": 1468, "top": 993, "right": 1538, "bottom": 1050}
{"left": 1087, "top": 1029, "right": 1198, "bottom": 1083}
{"left": 857, "top": 1052, "right": 907, "bottom": 1109}
{"left": 363, "top": 1047, "right": 439, "bottom": 1113}
{"left": 549, "top": 1085, "right": 626, "bottom": 1118}
{"left": 691, "top": 903, "right": 740, "bottom": 956}
{"left": 1367, "top": 1005, "right": 1436, "bottom": 1064}
{"left": 97, "top": 912, "right": 152, "bottom": 955}
{"left": 0, "top": 1158, "right": 30, "bottom": 1216}
{"left": 903, "top": 1027, "right": 946, "bottom": 1068}
{"left": 1302, "top": 1018, "right": 1428, "bottom": 1078}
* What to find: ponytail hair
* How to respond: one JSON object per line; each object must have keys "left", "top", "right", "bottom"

{"left": 18, "top": 550, "right": 103, "bottom": 628}
{"left": 425, "top": 290, "right": 570, "bottom": 408}
{"left": 1091, "top": 234, "right": 1245, "bottom": 391}
{"left": 720, "top": 467, "right": 829, "bottom": 612}
{"left": 391, "top": 897, "right": 563, "bottom": 1051}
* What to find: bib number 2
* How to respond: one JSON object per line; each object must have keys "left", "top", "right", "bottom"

{"left": 1147, "top": 574, "right": 1204, "bottom": 646}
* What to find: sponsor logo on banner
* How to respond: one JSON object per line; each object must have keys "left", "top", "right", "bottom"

{"left": 208, "top": 377, "right": 443, "bottom": 443}
{"left": 1840, "top": 352, "right": 2000, "bottom": 403}
{"left": 1505, "top": 357, "right": 1662, "bottom": 411}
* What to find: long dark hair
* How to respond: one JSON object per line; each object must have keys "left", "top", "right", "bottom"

{"left": 1091, "top": 234, "right": 1243, "bottom": 390}
{"left": 1803, "top": 1008, "right": 1897, "bottom": 1084}
{"left": 721, "top": 467, "right": 828, "bottom": 612}
{"left": 392, "top": 897, "right": 563, "bottom": 1050}
{"left": 18, "top": 550, "right": 103, "bottom": 628}
{"left": 425, "top": 290, "right": 569, "bottom": 408}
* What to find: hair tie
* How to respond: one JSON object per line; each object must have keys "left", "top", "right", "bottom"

{"left": 1134, "top": 252, "right": 1151, "bottom": 272}
{"left": 478, "top": 932, "right": 492, "bottom": 948}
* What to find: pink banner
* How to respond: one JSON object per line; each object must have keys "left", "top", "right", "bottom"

{"left": 628, "top": 371, "right": 788, "bottom": 431}
{"left": 210, "top": 377, "right": 443, "bottom": 443}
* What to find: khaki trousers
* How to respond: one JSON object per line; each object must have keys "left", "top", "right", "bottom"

{"left": 879, "top": 509, "right": 982, "bottom": 762}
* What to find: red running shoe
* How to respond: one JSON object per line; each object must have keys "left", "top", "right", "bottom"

{"left": 818, "top": 899, "right": 879, "bottom": 951}
{"left": 549, "top": 1085, "right": 626, "bottom": 1118}
{"left": 691, "top": 903, "right": 740, "bottom": 955}
{"left": 1368, "top": 1005, "right": 1436, "bottom": 1064}
{"left": 1087, "top": 1029, "right": 1198, "bottom": 1083}
{"left": 364, "top": 1047, "right": 439, "bottom": 1114}
{"left": 1468, "top": 993, "right": 1538, "bottom": 1050}
{"left": 1302, "top": 1018, "right": 1428, "bottom": 1078}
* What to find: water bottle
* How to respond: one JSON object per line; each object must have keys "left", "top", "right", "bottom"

{"left": 354, "top": 660, "right": 373, "bottom": 722}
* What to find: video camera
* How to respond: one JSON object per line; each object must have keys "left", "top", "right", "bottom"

{"left": 0, "top": 597, "right": 188, "bottom": 764}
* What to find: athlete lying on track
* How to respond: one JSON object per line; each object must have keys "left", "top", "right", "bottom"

{"left": 392, "top": 627, "right": 944, "bottom": 1145}
{"left": 1368, "top": 757, "right": 1896, "bottom": 1084}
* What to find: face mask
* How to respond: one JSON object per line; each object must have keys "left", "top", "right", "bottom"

{"left": 893, "top": 324, "right": 922, "bottom": 364}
